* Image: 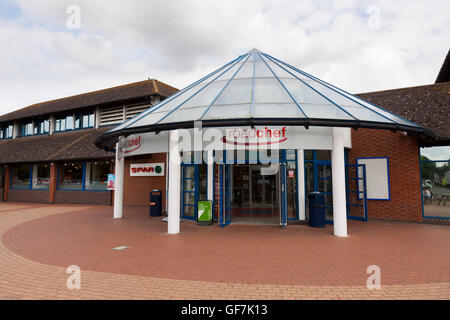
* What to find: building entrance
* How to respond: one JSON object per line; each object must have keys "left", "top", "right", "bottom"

{"left": 230, "top": 164, "right": 280, "bottom": 224}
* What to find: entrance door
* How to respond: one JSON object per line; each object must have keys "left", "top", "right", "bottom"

{"left": 316, "top": 161, "right": 333, "bottom": 223}
{"left": 346, "top": 163, "right": 368, "bottom": 221}
{"left": 229, "top": 164, "right": 280, "bottom": 225}
{"left": 181, "top": 164, "right": 197, "bottom": 220}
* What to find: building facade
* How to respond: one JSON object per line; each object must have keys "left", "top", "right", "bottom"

{"left": 0, "top": 79, "right": 178, "bottom": 206}
{"left": 1, "top": 50, "right": 449, "bottom": 233}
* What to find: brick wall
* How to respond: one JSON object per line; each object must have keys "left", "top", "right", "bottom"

{"left": 55, "top": 190, "right": 111, "bottom": 205}
{"left": 8, "top": 189, "right": 50, "bottom": 204}
{"left": 348, "top": 128, "right": 423, "bottom": 222}
{"left": 121, "top": 153, "right": 167, "bottom": 209}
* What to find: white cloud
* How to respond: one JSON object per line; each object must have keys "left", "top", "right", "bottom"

{"left": 0, "top": 0, "right": 448, "bottom": 115}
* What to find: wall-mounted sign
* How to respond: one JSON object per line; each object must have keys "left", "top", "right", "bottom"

{"left": 107, "top": 174, "right": 115, "bottom": 190}
{"left": 118, "top": 126, "right": 352, "bottom": 157}
{"left": 130, "top": 163, "right": 165, "bottom": 177}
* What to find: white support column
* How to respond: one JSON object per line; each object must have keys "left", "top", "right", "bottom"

{"left": 297, "top": 149, "right": 306, "bottom": 221}
{"left": 168, "top": 130, "right": 181, "bottom": 234}
{"left": 113, "top": 139, "right": 124, "bottom": 219}
{"left": 207, "top": 151, "right": 214, "bottom": 201}
{"left": 332, "top": 127, "right": 348, "bottom": 237}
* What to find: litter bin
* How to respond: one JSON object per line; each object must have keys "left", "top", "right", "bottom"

{"left": 150, "top": 190, "right": 162, "bottom": 217}
{"left": 309, "top": 192, "right": 325, "bottom": 228}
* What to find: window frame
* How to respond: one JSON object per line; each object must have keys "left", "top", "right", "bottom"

{"left": 57, "top": 160, "right": 111, "bottom": 191}
{"left": 55, "top": 110, "right": 95, "bottom": 133}
{"left": 10, "top": 164, "right": 33, "bottom": 190}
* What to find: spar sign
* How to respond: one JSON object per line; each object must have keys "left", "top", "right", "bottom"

{"left": 130, "top": 163, "right": 165, "bottom": 177}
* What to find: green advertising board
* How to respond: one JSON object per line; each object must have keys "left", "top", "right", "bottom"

{"left": 197, "top": 201, "right": 213, "bottom": 225}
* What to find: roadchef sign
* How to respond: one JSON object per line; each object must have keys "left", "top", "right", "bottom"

{"left": 130, "top": 163, "right": 165, "bottom": 177}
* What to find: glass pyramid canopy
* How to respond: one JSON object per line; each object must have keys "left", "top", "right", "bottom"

{"left": 100, "top": 49, "right": 432, "bottom": 144}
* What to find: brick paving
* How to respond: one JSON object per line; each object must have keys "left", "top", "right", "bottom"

{"left": 0, "top": 203, "right": 449, "bottom": 300}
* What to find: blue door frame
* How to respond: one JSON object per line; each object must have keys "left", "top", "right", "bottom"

{"left": 218, "top": 150, "right": 291, "bottom": 227}
{"left": 280, "top": 163, "right": 287, "bottom": 229}
{"left": 219, "top": 164, "right": 232, "bottom": 227}
{"left": 181, "top": 164, "right": 198, "bottom": 220}
{"left": 345, "top": 163, "right": 368, "bottom": 221}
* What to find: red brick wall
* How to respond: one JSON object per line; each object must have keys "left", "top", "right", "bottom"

{"left": 348, "top": 129, "right": 423, "bottom": 222}
{"left": 122, "top": 153, "right": 167, "bottom": 209}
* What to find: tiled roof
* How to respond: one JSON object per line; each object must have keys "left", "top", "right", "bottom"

{"left": 0, "top": 126, "right": 114, "bottom": 164}
{"left": 0, "top": 79, "right": 179, "bottom": 124}
{"left": 357, "top": 82, "right": 450, "bottom": 144}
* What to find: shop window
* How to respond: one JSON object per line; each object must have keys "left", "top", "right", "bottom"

{"left": 32, "top": 164, "right": 50, "bottom": 190}
{"left": 420, "top": 146, "right": 450, "bottom": 219}
{"left": 85, "top": 161, "right": 110, "bottom": 190}
{"left": 11, "top": 164, "right": 31, "bottom": 190}
{"left": 58, "top": 162, "right": 84, "bottom": 190}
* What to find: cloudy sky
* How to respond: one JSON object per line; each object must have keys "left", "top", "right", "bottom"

{"left": 0, "top": 0, "right": 449, "bottom": 117}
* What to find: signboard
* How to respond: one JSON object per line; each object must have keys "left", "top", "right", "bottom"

{"left": 119, "top": 126, "right": 352, "bottom": 157}
{"left": 197, "top": 201, "right": 212, "bottom": 222}
{"left": 130, "top": 163, "right": 165, "bottom": 177}
{"left": 107, "top": 174, "right": 115, "bottom": 190}
{"left": 289, "top": 170, "right": 295, "bottom": 178}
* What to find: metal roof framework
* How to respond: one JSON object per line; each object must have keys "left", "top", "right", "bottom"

{"left": 97, "top": 49, "right": 436, "bottom": 150}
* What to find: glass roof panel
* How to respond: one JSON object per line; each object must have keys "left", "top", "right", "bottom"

{"left": 202, "top": 104, "right": 252, "bottom": 120}
{"left": 212, "top": 78, "right": 252, "bottom": 106}
{"left": 253, "top": 103, "right": 305, "bottom": 118}
{"left": 107, "top": 49, "right": 426, "bottom": 135}
{"left": 300, "top": 103, "right": 354, "bottom": 120}
{"left": 254, "top": 78, "right": 295, "bottom": 104}
{"left": 158, "top": 106, "right": 208, "bottom": 124}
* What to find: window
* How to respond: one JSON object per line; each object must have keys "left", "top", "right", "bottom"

{"left": 420, "top": 146, "right": 450, "bottom": 219}
{"left": 32, "top": 164, "right": 50, "bottom": 190}
{"left": 0, "top": 125, "right": 12, "bottom": 139}
{"left": 11, "top": 164, "right": 31, "bottom": 189}
{"left": 56, "top": 111, "right": 94, "bottom": 132}
{"left": 85, "top": 161, "right": 110, "bottom": 190}
{"left": 21, "top": 122, "right": 33, "bottom": 136}
{"left": 57, "top": 160, "right": 111, "bottom": 191}
{"left": 58, "top": 162, "right": 84, "bottom": 190}
{"left": 34, "top": 120, "right": 49, "bottom": 135}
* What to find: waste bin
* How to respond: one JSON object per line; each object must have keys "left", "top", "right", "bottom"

{"left": 150, "top": 190, "right": 162, "bottom": 217}
{"left": 308, "top": 192, "right": 325, "bottom": 228}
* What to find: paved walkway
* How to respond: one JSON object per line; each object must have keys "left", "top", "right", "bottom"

{"left": 0, "top": 203, "right": 449, "bottom": 299}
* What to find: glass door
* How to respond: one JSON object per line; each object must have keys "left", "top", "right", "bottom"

{"left": 316, "top": 161, "right": 333, "bottom": 223}
{"left": 181, "top": 164, "right": 197, "bottom": 220}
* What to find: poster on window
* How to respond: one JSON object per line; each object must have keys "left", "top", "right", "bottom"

{"left": 107, "top": 174, "right": 115, "bottom": 190}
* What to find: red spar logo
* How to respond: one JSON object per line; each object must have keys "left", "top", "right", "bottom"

{"left": 221, "top": 127, "right": 287, "bottom": 146}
